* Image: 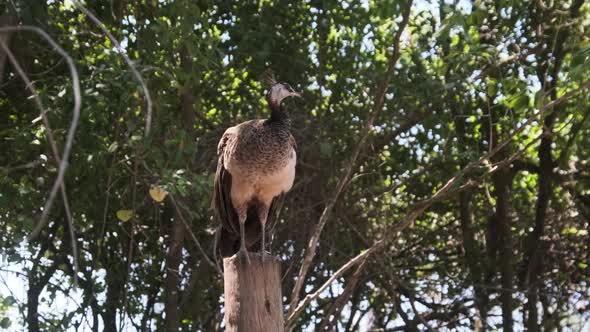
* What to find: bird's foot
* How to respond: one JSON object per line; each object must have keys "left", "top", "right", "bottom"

{"left": 238, "top": 247, "right": 251, "bottom": 264}
{"left": 260, "top": 249, "right": 272, "bottom": 263}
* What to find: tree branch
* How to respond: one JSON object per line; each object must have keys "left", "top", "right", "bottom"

{"left": 287, "top": 1, "right": 414, "bottom": 323}
{"left": 73, "top": 0, "right": 153, "bottom": 137}
{"left": 318, "top": 257, "right": 368, "bottom": 331}
{"left": 169, "top": 194, "right": 222, "bottom": 277}
{"left": 0, "top": 26, "right": 81, "bottom": 286}
{"left": 557, "top": 107, "right": 590, "bottom": 166}
{"left": 286, "top": 78, "right": 590, "bottom": 324}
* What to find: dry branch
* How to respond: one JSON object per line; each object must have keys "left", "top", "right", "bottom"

{"left": 318, "top": 257, "right": 368, "bottom": 331}
{"left": 0, "top": 26, "right": 81, "bottom": 284}
{"left": 287, "top": 0, "right": 414, "bottom": 321}
{"left": 169, "top": 194, "right": 223, "bottom": 277}
{"left": 286, "top": 79, "right": 590, "bottom": 325}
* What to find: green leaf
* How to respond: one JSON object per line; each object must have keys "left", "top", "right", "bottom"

{"left": 2, "top": 296, "right": 15, "bottom": 306}
{"left": 562, "top": 227, "right": 578, "bottom": 235}
{"left": 107, "top": 142, "right": 118, "bottom": 153}
{"left": 116, "top": 210, "right": 134, "bottom": 222}
{"left": 486, "top": 79, "right": 497, "bottom": 96}
{"left": 509, "top": 94, "right": 529, "bottom": 111}
{"left": 0, "top": 318, "right": 10, "bottom": 329}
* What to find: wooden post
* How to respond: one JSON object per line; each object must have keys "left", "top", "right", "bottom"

{"left": 223, "top": 253, "right": 284, "bottom": 332}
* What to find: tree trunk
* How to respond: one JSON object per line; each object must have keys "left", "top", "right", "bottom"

{"left": 524, "top": 1, "right": 584, "bottom": 329}
{"left": 26, "top": 285, "right": 40, "bottom": 332}
{"left": 27, "top": 258, "right": 59, "bottom": 332}
{"left": 492, "top": 169, "right": 514, "bottom": 332}
{"left": 453, "top": 106, "right": 488, "bottom": 326}
{"left": 103, "top": 270, "right": 123, "bottom": 332}
{"left": 223, "top": 253, "right": 283, "bottom": 332}
{"left": 164, "top": 217, "right": 185, "bottom": 332}
{"left": 488, "top": 106, "right": 515, "bottom": 332}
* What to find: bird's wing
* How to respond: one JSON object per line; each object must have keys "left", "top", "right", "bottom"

{"left": 217, "top": 127, "right": 234, "bottom": 155}
{"left": 212, "top": 129, "right": 239, "bottom": 235}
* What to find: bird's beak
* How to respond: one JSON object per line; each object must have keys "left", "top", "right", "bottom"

{"left": 291, "top": 91, "right": 302, "bottom": 98}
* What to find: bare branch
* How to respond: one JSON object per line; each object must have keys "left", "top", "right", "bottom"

{"left": 286, "top": 79, "right": 590, "bottom": 323}
{"left": 2, "top": 159, "right": 43, "bottom": 173}
{"left": 318, "top": 257, "right": 369, "bottom": 331}
{"left": 287, "top": 1, "right": 414, "bottom": 321}
{"left": 73, "top": 0, "right": 153, "bottom": 138}
{"left": 557, "top": 107, "right": 590, "bottom": 166}
{"left": 169, "top": 194, "right": 223, "bottom": 277}
{"left": 0, "top": 26, "right": 81, "bottom": 285}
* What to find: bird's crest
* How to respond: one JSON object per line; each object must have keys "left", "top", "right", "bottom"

{"left": 260, "top": 69, "right": 278, "bottom": 87}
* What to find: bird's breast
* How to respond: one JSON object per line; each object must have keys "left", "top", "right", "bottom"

{"left": 226, "top": 148, "right": 296, "bottom": 206}
{"left": 255, "top": 148, "right": 296, "bottom": 201}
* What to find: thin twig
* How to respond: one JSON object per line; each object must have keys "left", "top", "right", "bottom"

{"left": 287, "top": 1, "right": 414, "bottom": 322}
{"left": 0, "top": 26, "right": 81, "bottom": 286}
{"left": 2, "top": 159, "right": 43, "bottom": 172}
{"left": 73, "top": 0, "right": 153, "bottom": 137}
{"left": 169, "top": 194, "right": 223, "bottom": 277}
{"left": 318, "top": 256, "right": 369, "bottom": 331}
{"left": 557, "top": 107, "right": 590, "bottom": 166}
{"left": 139, "top": 160, "right": 221, "bottom": 275}
{"left": 0, "top": 26, "right": 81, "bottom": 238}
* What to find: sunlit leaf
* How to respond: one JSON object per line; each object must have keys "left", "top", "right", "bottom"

{"left": 116, "top": 210, "right": 134, "bottom": 222}
{"left": 149, "top": 185, "right": 168, "bottom": 202}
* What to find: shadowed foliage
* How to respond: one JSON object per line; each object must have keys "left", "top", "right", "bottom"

{"left": 0, "top": 0, "right": 589, "bottom": 331}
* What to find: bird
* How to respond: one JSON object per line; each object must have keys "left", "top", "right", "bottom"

{"left": 212, "top": 73, "right": 300, "bottom": 261}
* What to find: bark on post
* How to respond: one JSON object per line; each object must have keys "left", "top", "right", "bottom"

{"left": 223, "top": 253, "right": 283, "bottom": 332}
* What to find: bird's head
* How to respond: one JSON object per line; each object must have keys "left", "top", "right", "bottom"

{"left": 266, "top": 82, "right": 301, "bottom": 107}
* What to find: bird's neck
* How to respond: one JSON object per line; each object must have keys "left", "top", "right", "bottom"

{"left": 268, "top": 97, "right": 290, "bottom": 127}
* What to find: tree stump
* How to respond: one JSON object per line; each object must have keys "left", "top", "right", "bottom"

{"left": 223, "top": 253, "right": 284, "bottom": 332}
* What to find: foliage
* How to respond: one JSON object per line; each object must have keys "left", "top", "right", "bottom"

{"left": 0, "top": 0, "right": 589, "bottom": 331}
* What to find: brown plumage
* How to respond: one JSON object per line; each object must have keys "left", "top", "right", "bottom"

{"left": 213, "top": 81, "right": 300, "bottom": 259}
